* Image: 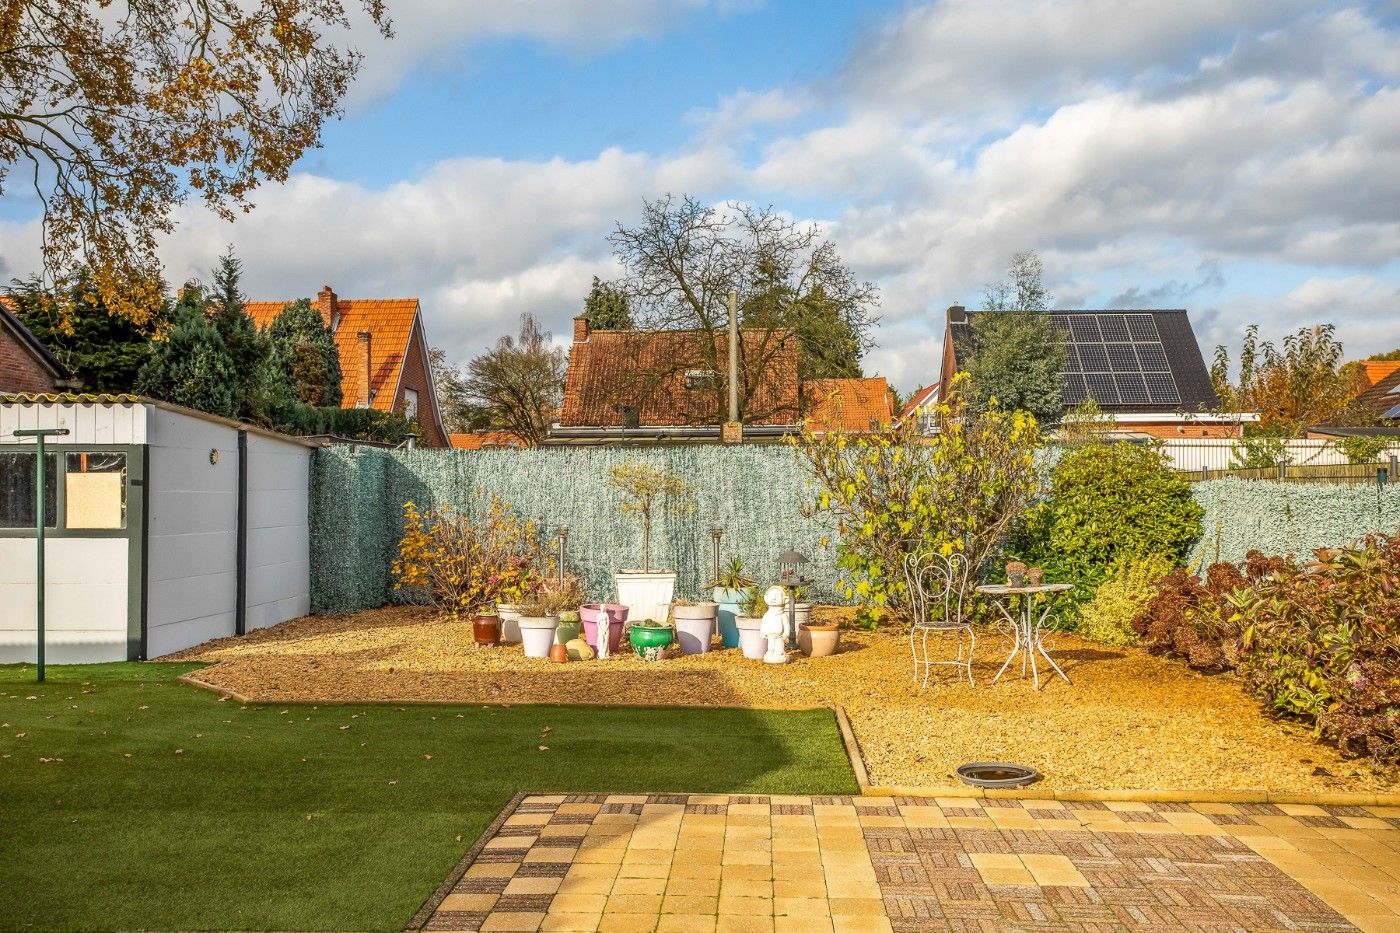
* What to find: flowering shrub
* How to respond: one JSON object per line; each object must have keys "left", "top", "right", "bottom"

{"left": 392, "top": 495, "right": 548, "bottom": 618}
{"left": 794, "top": 377, "right": 1042, "bottom": 617}
{"left": 1074, "top": 555, "right": 1173, "bottom": 647}
{"left": 1234, "top": 534, "right": 1400, "bottom": 764}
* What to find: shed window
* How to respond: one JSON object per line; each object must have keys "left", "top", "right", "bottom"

{"left": 65, "top": 452, "right": 127, "bottom": 529}
{"left": 0, "top": 452, "right": 58, "bottom": 529}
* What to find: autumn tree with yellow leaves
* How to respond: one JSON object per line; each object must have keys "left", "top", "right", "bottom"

{"left": 0, "top": 1, "right": 391, "bottom": 323}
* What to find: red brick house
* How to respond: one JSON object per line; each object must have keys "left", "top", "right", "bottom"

{"left": 246, "top": 286, "right": 449, "bottom": 447}
{"left": 550, "top": 316, "right": 802, "bottom": 443}
{"left": 0, "top": 299, "right": 79, "bottom": 394}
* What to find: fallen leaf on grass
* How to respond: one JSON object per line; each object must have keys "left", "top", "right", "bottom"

{"left": 175, "top": 749, "right": 183, "bottom": 755}
{"left": 38, "top": 757, "right": 62, "bottom": 763}
{"left": 538, "top": 745, "right": 549, "bottom": 751}
{"left": 423, "top": 754, "right": 433, "bottom": 760}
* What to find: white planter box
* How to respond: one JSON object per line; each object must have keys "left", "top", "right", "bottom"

{"left": 615, "top": 571, "right": 676, "bottom": 626}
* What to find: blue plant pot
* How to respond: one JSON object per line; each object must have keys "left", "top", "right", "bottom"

{"left": 712, "top": 587, "right": 746, "bottom": 648}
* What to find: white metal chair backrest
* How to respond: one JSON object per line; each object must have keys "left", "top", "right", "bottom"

{"left": 903, "top": 549, "right": 971, "bottom": 629}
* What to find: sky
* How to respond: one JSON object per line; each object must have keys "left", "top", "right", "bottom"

{"left": 2, "top": 0, "right": 1399, "bottom": 392}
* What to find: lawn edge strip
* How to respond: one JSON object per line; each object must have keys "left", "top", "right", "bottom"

{"left": 832, "top": 704, "right": 871, "bottom": 790}
{"left": 862, "top": 783, "right": 1400, "bottom": 807}
{"left": 403, "top": 791, "right": 527, "bottom": 932}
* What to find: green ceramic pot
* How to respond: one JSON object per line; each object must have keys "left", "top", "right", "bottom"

{"left": 629, "top": 623, "right": 673, "bottom": 661}
{"left": 555, "top": 620, "right": 581, "bottom": 646}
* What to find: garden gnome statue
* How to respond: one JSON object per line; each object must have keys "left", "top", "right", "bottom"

{"left": 761, "top": 585, "right": 788, "bottom": 664}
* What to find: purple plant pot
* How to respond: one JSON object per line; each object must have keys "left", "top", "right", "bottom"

{"left": 580, "top": 603, "right": 628, "bottom": 655}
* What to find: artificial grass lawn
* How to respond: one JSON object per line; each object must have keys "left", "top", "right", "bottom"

{"left": 0, "top": 662, "right": 856, "bottom": 932}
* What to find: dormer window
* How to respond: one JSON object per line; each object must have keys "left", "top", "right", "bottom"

{"left": 685, "top": 369, "right": 719, "bottom": 390}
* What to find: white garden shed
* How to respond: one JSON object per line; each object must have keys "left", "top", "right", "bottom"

{"left": 0, "top": 394, "right": 314, "bottom": 662}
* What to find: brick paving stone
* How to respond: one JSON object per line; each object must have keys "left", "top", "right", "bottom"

{"left": 417, "top": 795, "right": 1394, "bottom": 932}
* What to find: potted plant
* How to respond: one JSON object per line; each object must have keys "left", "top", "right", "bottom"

{"left": 515, "top": 600, "right": 560, "bottom": 659}
{"left": 539, "top": 575, "right": 584, "bottom": 645}
{"left": 707, "top": 557, "right": 756, "bottom": 649}
{"left": 629, "top": 618, "right": 674, "bottom": 661}
{"left": 798, "top": 616, "right": 840, "bottom": 659}
{"left": 579, "top": 603, "right": 628, "bottom": 656}
{"left": 496, "top": 602, "right": 525, "bottom": 643}
{"left": 607, "top": 460, "right": 695, "bottom": 624}
{"left": 1005, "top": 560, "right": 1027, "bottom": 587}
{"left": 736, "top": 588, "right": 768, "bottom": 661}
{"left": 672, "top": 598, "right": 718, "bottom": 655}
{"left": 556, "top": 609, "right": 582, "bottom": 646}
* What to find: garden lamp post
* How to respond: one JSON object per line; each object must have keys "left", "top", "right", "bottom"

{"left": 555, "top": 526, "right": 569, "bottom": 586}
{"left": 13, "top": 427, "right": 69, "bottom": 683}
{"left": 709, "top": 526, "right": 723, "bottom": 586}
{"left": 776, "top": 549, "right": 811, "bottom": 651}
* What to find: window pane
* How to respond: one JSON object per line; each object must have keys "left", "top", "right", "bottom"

{"left": 65, "top": 452, "right": 127, "bottom": 530}
{"left": 0, "top": 452, "right": 58, "bottom": 529}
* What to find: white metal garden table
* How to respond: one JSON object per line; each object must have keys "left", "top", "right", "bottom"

{"left": 974, "top": 583, "right": 1074, "bottom": 689}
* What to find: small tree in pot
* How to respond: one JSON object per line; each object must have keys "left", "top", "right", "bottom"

{"left": 608, "top": 459, "right": 695, "bottom": 622}
{"left": 736, "top": 587, "right": 769, "bottom": 660}
{"left": 708, "top": 557, "right": 756, "bottom": 648}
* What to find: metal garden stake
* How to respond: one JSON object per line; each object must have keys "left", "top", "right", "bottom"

{"left": 13, "top": 427, "right": 68, "bottom": 683}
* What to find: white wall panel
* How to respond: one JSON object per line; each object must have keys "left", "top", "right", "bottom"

{"left": 0, "top": 539, "right": 128, "bottom": 663}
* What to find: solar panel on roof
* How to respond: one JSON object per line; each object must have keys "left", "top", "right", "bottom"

{"left": 1115, "top": 373, "right": 1149, "bottom": 405}
{"left": 1387, "top": 383, "right": 1400, "bottom": 395}
{"left": 1084, "top": 373, "right": 1119, "bottom": 404}
{"left": 1049, "top": 316, "right": 1070, "bottom": 340}
{"left": 1098, "top": 315, "right": 1130, "bottom": 341}
{"left": 1144, "top": 373, "right": 1180, "bottom": 405}
{"left": 1126, "top": 314, "right": 1159, "bottom": 340}
{"left": 1385, "top": 403, "right": 1400, "bottom": 419}
{"left": 1063, "top": 345, "right": 1081, "bottom": 373}
{"left": 1069, "top": 317, "right": 1101, "bottom": 341}
{"left": 1107, "top": 344, "right": 1138, "bottom": 372}
{"left": 1061, "top": 374, "right": 1087, "bottom": 403}
{"left": 1135, "top": 343, "right": 1170, "bottom": 372}
{"left": 1077, "top": 344, "right": 1109, "bottom": 371}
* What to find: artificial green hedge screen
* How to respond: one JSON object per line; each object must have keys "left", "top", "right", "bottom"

{"left": 309, "top": 447, "right": 1400, "bottom": 615}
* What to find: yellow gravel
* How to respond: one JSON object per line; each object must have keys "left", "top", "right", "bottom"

{"left": 167, "top": 605, "right": 1398, "bottom": 794}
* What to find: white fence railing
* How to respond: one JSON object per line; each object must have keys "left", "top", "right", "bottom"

{"left": 1158, "top": 439, "right": 1400, "bottom": 473}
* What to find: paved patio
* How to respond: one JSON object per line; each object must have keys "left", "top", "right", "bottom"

{"left": 413, "top": 794, "right": 1400, "bottom": 933}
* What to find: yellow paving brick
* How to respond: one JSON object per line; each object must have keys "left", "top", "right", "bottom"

{"left": 671, "top": 861, "right": 724, "bottom": 880}
{"left": 1342, "top": 817, "right": 1392, "bottom": 830}
{"left": 540, "top": 913, "right": 603, "bottom": 932}
{"left": 617, "top": 860, "right": 671, "bottom": 879}
{"left": 722, "top": 863, "right": 776, "bottom": 883}
{"left": 525, "top": 846, "right": 578, "bottom": 863}
{"left": 719, "top": 893, "right": 775, "bottom": 915}
{"left": 1278, "top": 804, "right": 1328, "bottom": 816}
{"left": 969, "top": 853, "right": 1023, "bottom": 871}
{"left": 658, "top": 916, "right": 717, "bottom": 933}
{"left": 829, "top": 897, "right": 886, "bottom": 917}
{"left": 480, "top": 912, "right": 546, "bottom": 932}
{"left": 979, "top": 867, "right": 1036, "bottom": 885}
{"left": 1192, "top": 802, "right": 1242, "bottom": 814}
{"left": 773, "top": 896, "right": 828, "bottom": 916}
{"left": 1103, "top": 801, "right": 1153, "bottom": 812}
{"left": 773, "top": 877, "right": 826, "bottom": 898}
{"left": 666, "top": 874, "right": 722, "bottom": 897}
{"left": 557, "top": 875, "right": 617, "bottom": 896}
{"left": 662, "top": 894, "right": 719, "bottom": 914}
{"left": 605, "top": 893, "right": 663, "bottom": 914}
{"left": 548, "top": 893, "right": 609, "bottom": 914}
{"left": 722, "top": 848, "right": 773, "bottom": 866}
{"left": 825, "top": 881, "right": 883, "bottom": 901}
{"left": 622, "top": 847, "right": 673, "bottom": 864}
{"left": 716, "top": 915, "right": 775, "bottom": 933}
{"left": 575, "top": 846, "right": 626, "bottom": 864}
{"left": 945, "top": 817, "right": 997, "bottom": 830}
{"left": 486, "top": 835, "right": 537, "bottom": 849}
{"left": 832, "top": 915, "right": 894, "bottom": 933}
{"left": 467, "top": 862, "right": 520, "bottom": 878}
{"left": 598, "top": 913, "right": 663, "bottom": 932}
{"left": 506, "top": 813, "right": 552, "bottom": 826}
{"left": 504, "top": 875, "right": 562, "bottom": 896}
{"left": 776, "top": 915, "right": 832, "bottom": 933}
{"left": 612, "top": 876, "right": 667, "bottom": 896}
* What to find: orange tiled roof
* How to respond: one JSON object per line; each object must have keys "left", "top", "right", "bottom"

{"left": 560, "top": 326, "right": 800, "bottom": 427}
{"left": 804, "top": 377, "right": 894, "bottom": 433}
{"left": 449, "top": 431, "right": 528, "bottom": 450}
{"left": 1359, "top": 360, "right": 1400, "bottom": 388}
{"left": 245, "top": 297, "right": 419, "bottom": 412}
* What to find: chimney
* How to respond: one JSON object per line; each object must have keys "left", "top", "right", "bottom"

{"left": 573, "top": 315, "right": 591, "bottom": 343}
{"left": 316, "top": 285, "right": 339, "bottom": 332}
{"left": 357, "top": 330, "right": 373, "bottom": 408}
{"left": 947, "top": 303, "right": 967, "bottom": 324}
{"left": 727, "top": 289, "right": 739, "bottom": 423}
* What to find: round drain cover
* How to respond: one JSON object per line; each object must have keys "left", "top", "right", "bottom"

{"left": 956, "top": 761, "right": 1041, "bottom": 789}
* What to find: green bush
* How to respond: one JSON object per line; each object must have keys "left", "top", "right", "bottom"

{"left": 1337, "top": 434, "right": 1393, "bottom": 465}
{"left": 1234, "top": 534, "right": 1400, "bottom": 765}
{"left": 1075, "top": 555, "right": 1172, "bottom": 646}
{"left": 1017, "top": 441, "right": 1203, "bottom": 618}
{"left": 276, "top": 404, "right": 415, "bottom": 445}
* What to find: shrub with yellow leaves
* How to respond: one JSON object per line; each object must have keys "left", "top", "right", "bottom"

{"left": 391, "top": 494, "right": 549, "bottom": 619}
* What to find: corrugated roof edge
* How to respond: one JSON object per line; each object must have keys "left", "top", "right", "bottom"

{"left": 1, "top": 392, "right": 321, "bottom": 447}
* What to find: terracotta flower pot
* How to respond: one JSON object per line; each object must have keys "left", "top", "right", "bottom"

{"left": 549, "top": 643, "right": 569, "bottom": 663}
{"left": 799, "top": 622, "right": 839, "bottom": 658}
{"left": 473, "top": 614, "right": 501, "bottom": 647}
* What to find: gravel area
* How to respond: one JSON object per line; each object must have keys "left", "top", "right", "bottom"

{"left": 167, "top": 605, "right": 1398, "bottom": 794}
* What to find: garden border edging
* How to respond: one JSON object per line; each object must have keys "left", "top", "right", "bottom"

{"left": 180, "top": 674, "right": 1399, "bottom": 808}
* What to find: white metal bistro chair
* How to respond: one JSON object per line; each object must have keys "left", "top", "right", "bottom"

{"left": 902, "top": 549, "right": 974, "bottom": 687}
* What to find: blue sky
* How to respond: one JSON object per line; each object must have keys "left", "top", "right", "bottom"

{"left": 2, "top": 0, "right": 1398, "bottom": 391}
